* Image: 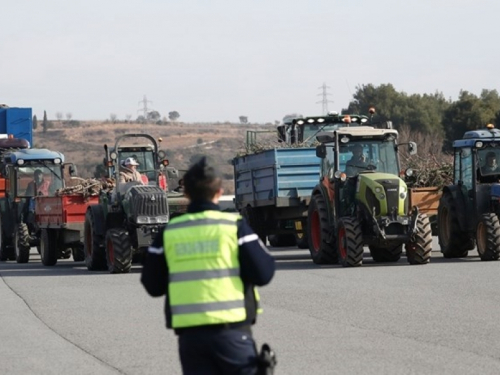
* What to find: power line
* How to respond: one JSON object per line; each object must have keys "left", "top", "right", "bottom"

{"left": 137, "top": 95, "right": 153, "bottom": 120}
{"left": 316, "top": 83, "right": 334, "bottom": 115}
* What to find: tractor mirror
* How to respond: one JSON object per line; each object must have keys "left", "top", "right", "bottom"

{"left": 316, "top": 144, "right": 326, "bottom": 158}
{"left": 408, "top": 141, "right": 417, "bottom": 155}
{"left": 158, "top": 150, "right": 166, "bottom": 160}
{"left": 69, "top": 164, "right": 77, "bottom": 177}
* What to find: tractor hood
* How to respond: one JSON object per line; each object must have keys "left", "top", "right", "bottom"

{"left": 356, "top": 172, "right": 408, "bottom": 217}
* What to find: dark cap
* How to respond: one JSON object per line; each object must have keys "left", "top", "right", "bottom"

{"left": 487, "top": 151, "right": 496, "bottom": 159}
{"left": 352, "top": 144, "right": 363, "bottom": 151}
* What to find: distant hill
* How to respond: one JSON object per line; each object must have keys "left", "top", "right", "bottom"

{"left": 35, "top": 121, "right": 276, "bottom": 194}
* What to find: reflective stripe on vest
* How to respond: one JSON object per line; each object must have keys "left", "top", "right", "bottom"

{"left": 164, "top": 211, "right": 247, "bottom": 328}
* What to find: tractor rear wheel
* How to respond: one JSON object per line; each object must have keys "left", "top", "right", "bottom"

{"left": 15, "top": 223, "right": 31, "bottom": 264}
{"left": 337, "top": 217, "right": 363, "bottom": 267}
{"left": 476, "top": 213, "right": 500, "bottom": 261}
{"left": 438, "top": 192, "right": 473, "bottom": 258}
{"left": 84, "top": 209, "right": 107, "bottom": 271}
{"left": 40, "top": 229, "right": 58, "bottom": 266}
{"left": 406, "top": 213, "right": 432, "bottom": 265}
{"left": 307, "top": 194, "right": 338, "bottom": 264}
{"left": 369, "top": 244, "right": 403, "bottom": 262}
{"left": 105, "top": 229, "right": 132, "bottom": 274}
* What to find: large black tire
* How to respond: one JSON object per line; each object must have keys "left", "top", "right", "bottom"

{"left": 240, "top": 206, "right": 266, "bottom": 243}
{"left": 337, "top": 217, "right": 364, "bottom": 267}
{"left": 438, "top": 192, "right": 474, "bottom": 258}
{"left": 406, "top": 213, "right": 432, "bottom": 265}
{"left": 105, "top": 229, "right": 132, "bottom": 274}
{"left": 369, "top": 244, "right": 403, "bottom": 262}
{"left": 72, "top": 244, "right": 85, "bottom": 262}
{"left": 476, "top": 213, "right": 500, "bottom": 261}
{"left": 15, "top": 223, "right": 31, "bottom": 264}
{"left": 307, "top": 194, "right": 338, "bottom": 264}
{"left": 84, "top": 209, "right": 107, "bottom": 271}
{"left": 40, "top": 229, "right": 58, "bottom": 266}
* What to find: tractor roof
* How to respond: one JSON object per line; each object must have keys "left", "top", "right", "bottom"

{"left": 453, "top": 126, "right": 500, "bottom": 148}
{"left": 316, "top": 126, "right": 399, "bottom": 143}
{"left": 287, "top": 113, "right": 370, "bottom": 126}
{"left": 3, "top": 148, "right": 65, "bottom": 164}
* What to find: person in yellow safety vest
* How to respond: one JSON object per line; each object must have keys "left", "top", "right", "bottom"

{"left": 141, "top": 156, "right": 275, "bottom": 375}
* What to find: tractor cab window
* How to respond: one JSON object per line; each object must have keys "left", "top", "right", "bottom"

{"left": 339, "top": 140, "right": 398, "bottom": 177}
{"left": 454, "top": 147, "right": 473, "bottom": 189}
{"left": 477, "top": 148, "right": 500, "bottom": 184}
{"left": 17, "top": 165, "right": 63, "bottom": 197}
{"left": 120, "top": 151, "right": 156, "bottom": 182}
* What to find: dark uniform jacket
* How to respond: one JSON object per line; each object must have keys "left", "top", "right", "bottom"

{"left": 141, "top": 200, "right": 275, "bottom": 334}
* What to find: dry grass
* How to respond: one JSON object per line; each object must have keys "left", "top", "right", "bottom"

{"left": 34, "top": 121, "right": 275, "bottom": 194}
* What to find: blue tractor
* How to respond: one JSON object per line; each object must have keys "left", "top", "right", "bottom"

{"left": 0, "top": 148, "right": 67, "bottom": 263}
{"left": 438, "top": 124, "right": 500, "bottom": 260}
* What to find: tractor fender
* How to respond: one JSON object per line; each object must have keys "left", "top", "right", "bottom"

{"left": 87, "top": 205, "right": 106, "bottom": 237}
{"left": 442, "top": 185, "right": 468, "bottom": 232}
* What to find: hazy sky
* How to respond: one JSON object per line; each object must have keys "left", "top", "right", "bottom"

{"left": 2, "top": 0, "right": 500, "bottom": 123}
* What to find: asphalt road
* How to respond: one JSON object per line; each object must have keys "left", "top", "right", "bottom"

{"left": 2, "top": 239, "right": 500, "bottom": 375}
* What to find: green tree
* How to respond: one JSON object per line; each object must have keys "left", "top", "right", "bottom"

{"left": 32, "top": 115, "right": 38, "bottom": 130}
{"left": 168, "top": 111, "right": 180, "bottom": 121}
{"left": 42, "top": 110, "right": 48, "bottom": 133}
{"left": 442, "top": 89, "right": 500, "bottom": 149}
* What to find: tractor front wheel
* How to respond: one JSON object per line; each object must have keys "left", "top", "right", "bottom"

{"left": 406, "top": 213, "right": 432, "bottom": 265}
{"left": 337, "top": 217, "right": 363, "bottom": 267}
{"left": 14, "top": 223, "right": 31, "bottom": 264}
{"left": 476, "top": 213, "right": 500, "bottom": 261}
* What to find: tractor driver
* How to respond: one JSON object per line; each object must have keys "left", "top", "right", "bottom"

{"left": 478, "top": 151, "right": 500, "bottom": 183}
{"left": 25, "top": 169, "right": 51, "bottom": 196}
{"left": 345, "top": 144, "right": 368, "bottom": 177}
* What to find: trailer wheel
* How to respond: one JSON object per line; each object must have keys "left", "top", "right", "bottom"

{"left": 84, "top": 209, "right": 107, "bottom": 271}
{"left": 369, "top": 244, "right": 403, "bottom": 262}
{"left": 476, "top": 213, "right": 500, "bottom": 261}
{"left": 337, "top": 217, "right": 363, "bottom": 267}
{"left": 40, "top": 229, "right": 58, "bottom": 266}
{"left": 438, "top": 192, "right": 473, "bottom": 257}
{"left": 72, "top": 245, "right": 85, "bottom": 262}
{"left": 14, "top": 223, "right": 31, "bottom": 264}
{"left": 406, "top": 213, "right": 432, "bottom": 265}
{"left": 105, "top": 229, "right": 132, "bottom": 274}
{"left": 307, "top": 194, "right": 338, "bottom": 264}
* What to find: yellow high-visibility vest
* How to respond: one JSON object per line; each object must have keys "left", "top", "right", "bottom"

{"left": 164, "top": 210, "right": 260, "bottom": 328}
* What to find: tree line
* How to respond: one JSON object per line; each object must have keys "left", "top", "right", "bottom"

{"left": 343, "top": 83, "right": 500, "bottom": 150}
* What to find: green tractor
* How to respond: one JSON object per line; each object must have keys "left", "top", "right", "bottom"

{"left": 307, "top": 124, "right": 432, "bottom": 267}
{"left": 83, "top": 134, "right": 173, "bottom": 273}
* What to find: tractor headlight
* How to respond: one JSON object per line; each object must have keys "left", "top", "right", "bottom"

{"left": 16, "top": 159, "right": 24, "bottom": 165}
{"left": 379, "top": 194, "right": 386, "bottom": 200}
{"left": 400, "top": 192, "right": 407, "bottom": 199}
{"left": 136, "top": 215, "right": 169, "bottom": 224}
{"left": 375, "top": 187, "right": 382, "bottom": 193}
